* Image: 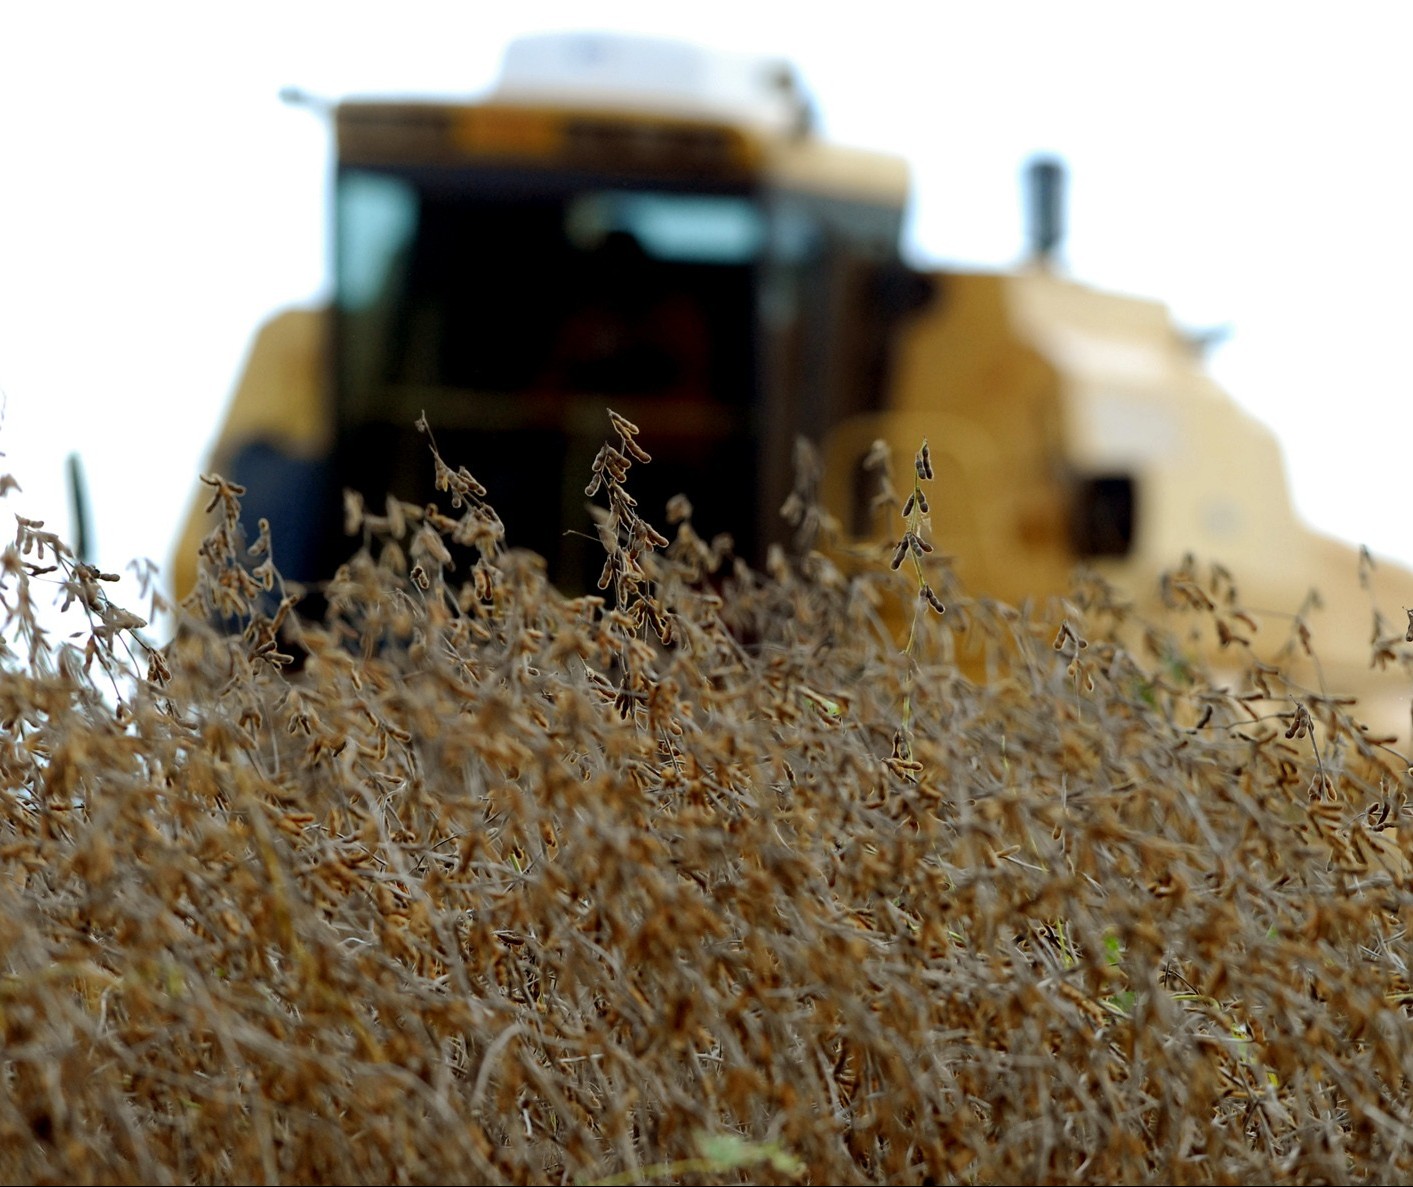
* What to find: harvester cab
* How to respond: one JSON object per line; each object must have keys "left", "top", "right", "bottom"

{"left": 174, "top": 31, "right": 1413, "bottom": 737}
{"left": 175, "top": 32, "right": 924, "bottom": 602}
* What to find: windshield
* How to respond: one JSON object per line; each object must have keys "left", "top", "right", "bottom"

{"left": 331, "top": 166, "right": 766, "bottom": 588}
{"left": 336, "top": 169, "right": 763, "bottom": 407}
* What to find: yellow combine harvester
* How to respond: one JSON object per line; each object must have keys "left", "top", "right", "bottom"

{"left": 175, "top": 32, "right": 1413, "bottom": 740}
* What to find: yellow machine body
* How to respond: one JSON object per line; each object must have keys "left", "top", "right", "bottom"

{"left": 175, "top": 33, "right": 1413, "bottom": 740}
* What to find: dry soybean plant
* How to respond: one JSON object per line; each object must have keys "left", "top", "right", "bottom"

{"left": 1, "top": 414, "right": 1413, "bottom": 1185}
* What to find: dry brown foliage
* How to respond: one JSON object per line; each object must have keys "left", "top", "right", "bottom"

{"left": 2, "top": 414, "right": 1413, "bottom": 1185}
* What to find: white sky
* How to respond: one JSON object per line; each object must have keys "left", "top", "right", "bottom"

{"left": 1, "top": 2, "right": 1410, "bottom": 632}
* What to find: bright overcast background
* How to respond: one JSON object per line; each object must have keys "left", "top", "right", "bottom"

{"left": 0, "top": 2, "right": 1409, "bottom": 635}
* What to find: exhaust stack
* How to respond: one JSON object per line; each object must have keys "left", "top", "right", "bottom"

{"left": 1026, "top": 156, "right": 1066, "bottom": 267}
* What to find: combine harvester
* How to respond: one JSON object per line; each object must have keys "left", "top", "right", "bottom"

{"left": 175, "top": 31, "right": 1413, "bottom": 744}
